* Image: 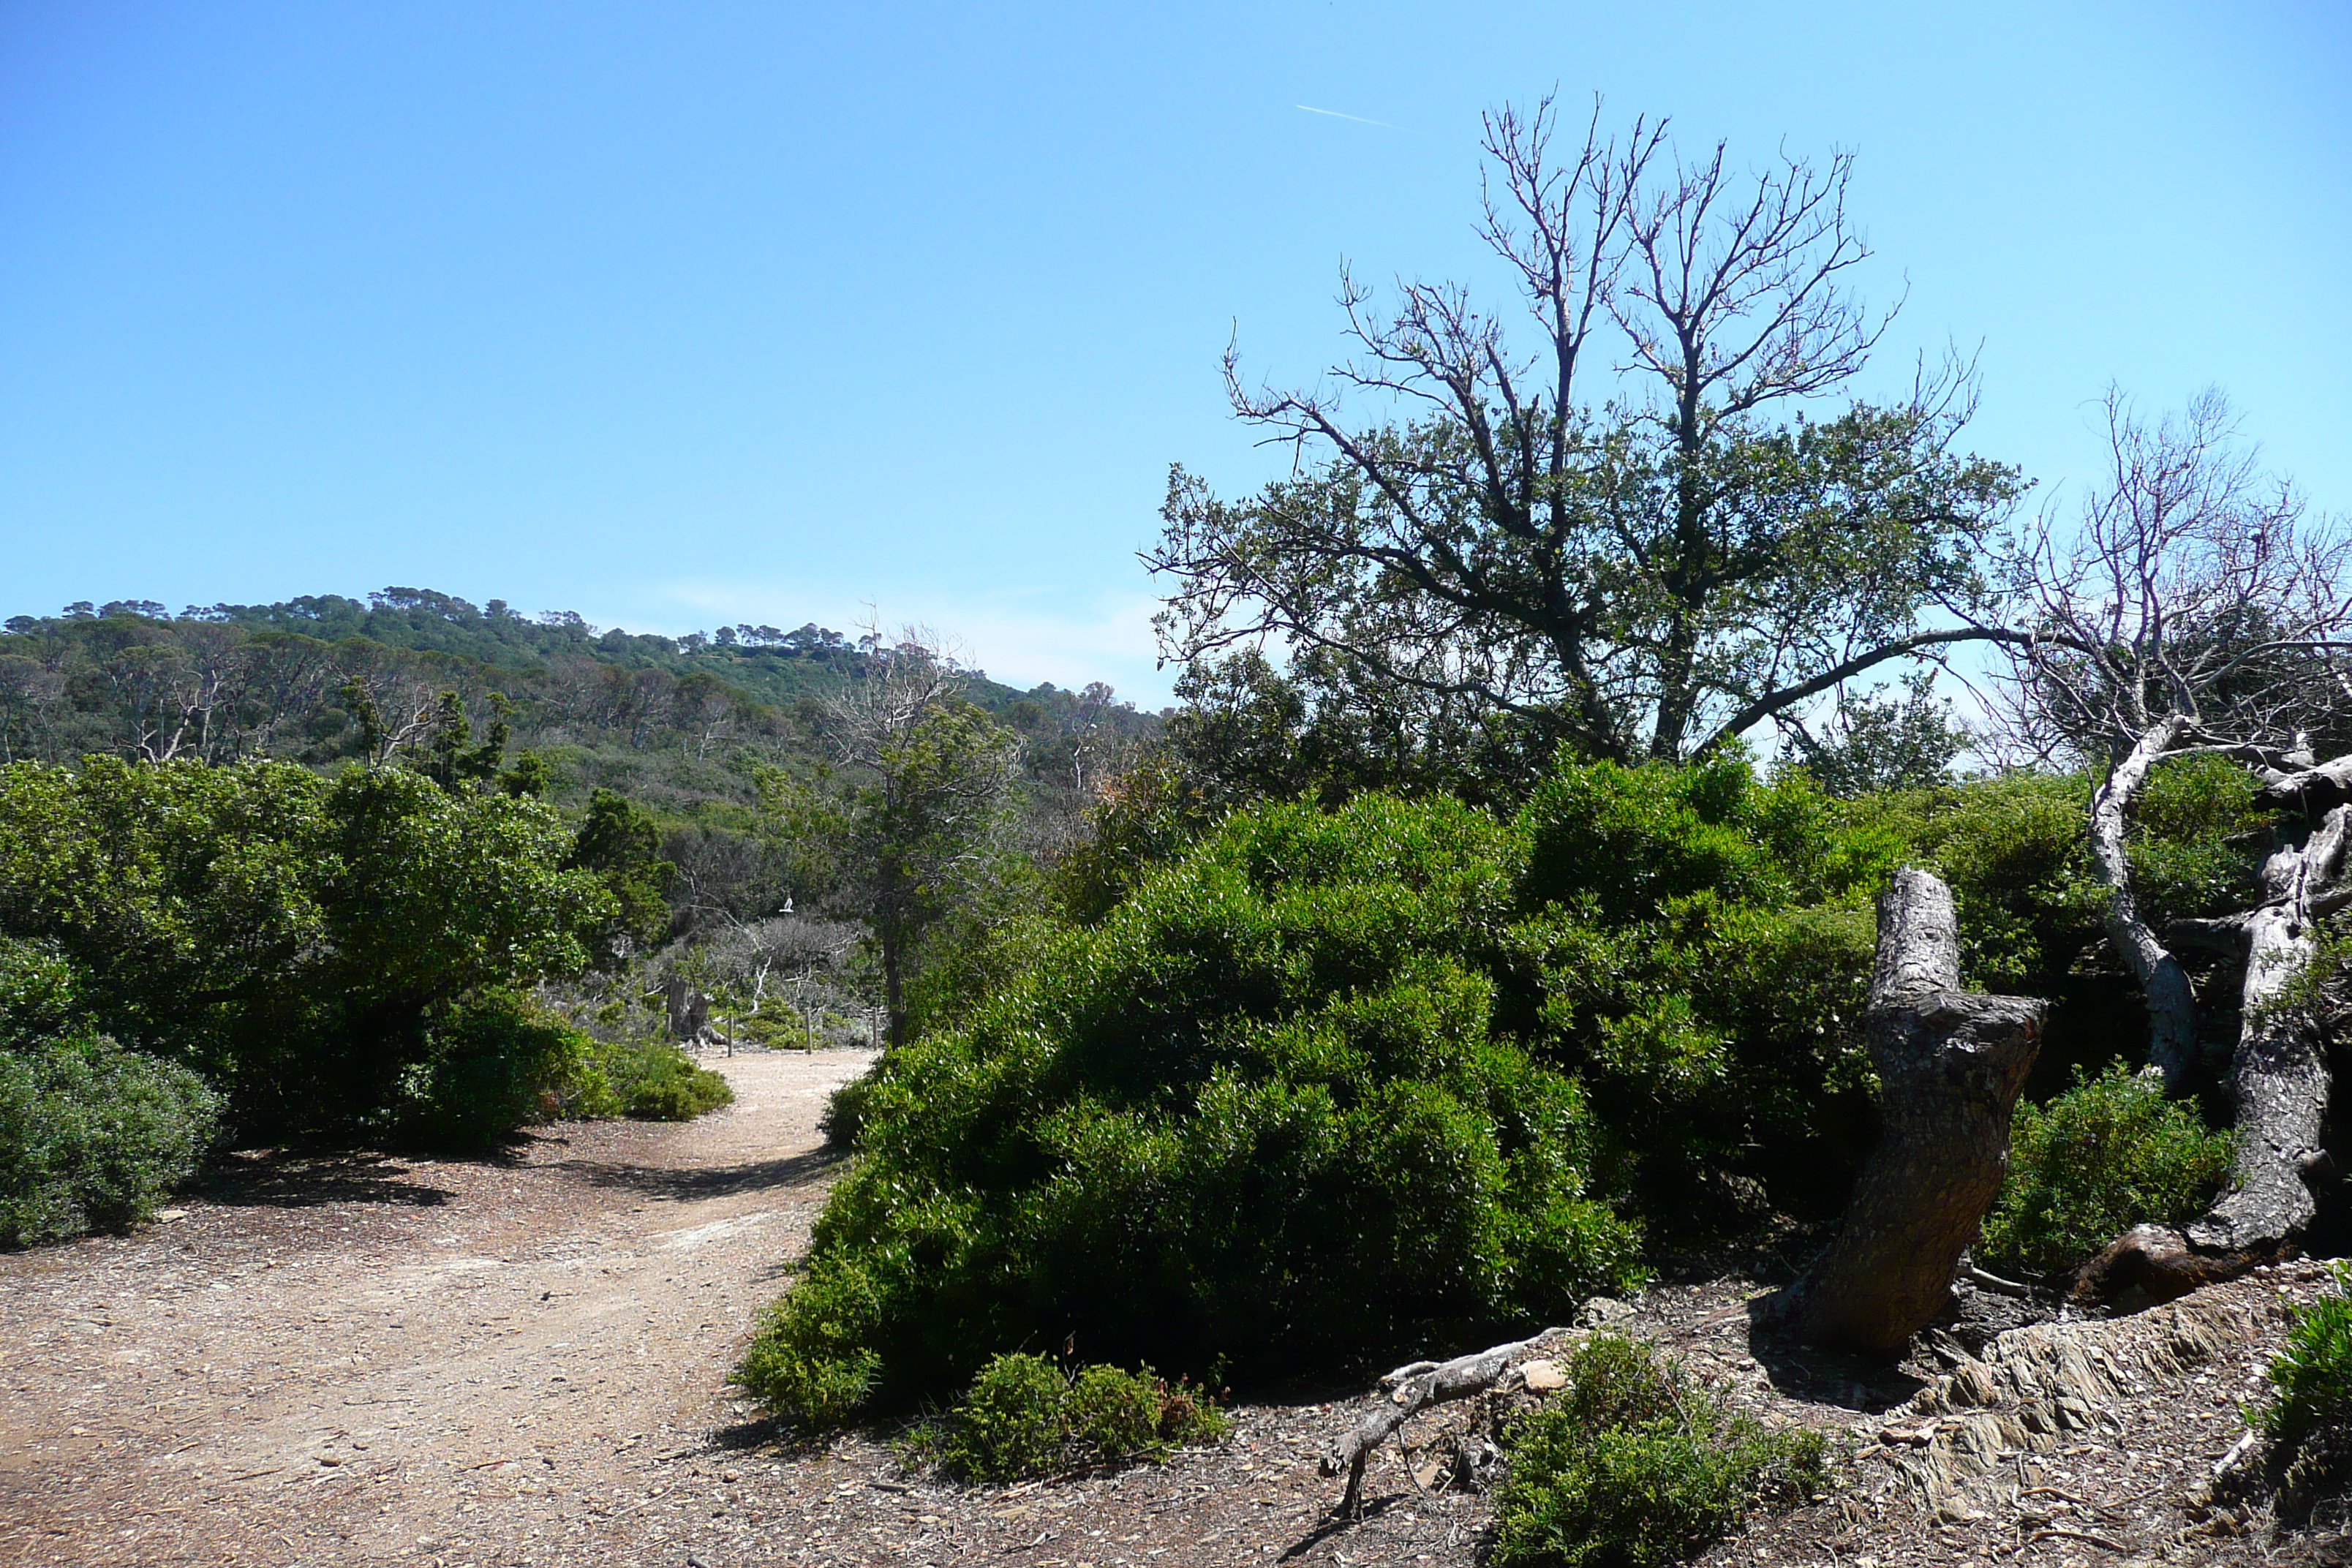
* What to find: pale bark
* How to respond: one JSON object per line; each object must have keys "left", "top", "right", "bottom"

{"left": 1768, "top": 868, "right": 2046, "bottom": 1355}
{"left": 2089, "top": 717, "right": 2202, "bottom": 1087}
{"left": 2189, "top": 811, "right": 2342, "bottom": 1254}
{"left": 1318, "top": 1330, "right": 1565, "bottom": 1518}
{"left": 2074, "top": 770, "right": 2352, "bottom": 1307}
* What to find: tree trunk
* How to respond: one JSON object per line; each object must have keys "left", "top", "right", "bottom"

{"left": 2075, "top": 790, "right": 2350, "bottom": 1306}
{"left": 664, "top": 976, "right": 710, "bottom": 1041}
{"left": 2191, "top": 811, "right": 2341, "bottom": 1254}
{"left": 1765, "top": 868, "right": 2046, "bottom": 1356}
{"left": 881, "top": 923, "right": 905, "bottom": 1049}
{"left": 2090, "top": 717, "right": 2202, "bottom": 1087}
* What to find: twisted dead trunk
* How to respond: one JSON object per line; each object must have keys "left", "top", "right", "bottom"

{"left": 2076, "top": 777, "right": 2351, "bottom": 1306}
{"left": 2091, "top": 717, "right": 2203, "bottom": 1088}
{"left": 1765, "top": 867, "right": 2046, "bottom": 1355}
{"left": 2193, "top": 807, "right": 2343, "bottom": 1254}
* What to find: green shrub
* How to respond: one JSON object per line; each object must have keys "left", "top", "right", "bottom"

{"left": 1491, "top": 1335, "right": 1826, "bottom": 1568}
{"left": 0, "top": 1032, "right": 221, "bottom": 1248}
{"left": 736, "top": 1262, "right": 886, "bottom": 1426}
{"left": 1844, "top": 773, "right": 2103, "bottom": 992}
{"left": 739, "top": 792, "right": 1650, "bottom": 1422}
{"left": 387, "top": 995, "right": 732, "bottom": 1144}
{"left": 0, "top": 937, "right": 222, "bottom": 1247}
{"left": 759, "top": 754, "right": 2285, "bottom": 1428}
{"left": 1516, "top": 756, "right": 1896, "bottom": 1214}
{"left": 936, "top": 1352, "right": 1070, "bottom": 1481}
{"left": 399, "top": 993, "right": 596, "bottom": 1146}
{"left": 0, "top": 757, "right": 614, "bottom": 1139}
{"left": 2257, "top": 1263, "right": 2352, "bottom": 1495}
{"left": 1977, "top": 1063, "right": 2232, "bottom": 1278}
{"left": 913, "top": 1352, "right": 1230, "bottom": 1482}
{"left": 818, "top": 1068, "right": 875, "bottom": 1149}
{"left": 599, "top": 1036, "right": 735, "bottom": 1120}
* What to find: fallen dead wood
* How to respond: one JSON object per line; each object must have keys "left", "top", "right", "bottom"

{"left": 2029, "top": 1525, "right": 2130, "bottom": 1552}
{"left": 1318, "top": 1328, "right": 1570, "bottom": 1518}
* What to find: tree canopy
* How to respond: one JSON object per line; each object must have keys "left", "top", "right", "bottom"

{"left": 1148, "top": 100, "right": 2021, "bottom": 788}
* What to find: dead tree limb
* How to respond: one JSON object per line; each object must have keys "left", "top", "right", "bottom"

{"left": 1318, "top": 1329, "right": 1567, "bottom": 1518}
{"left": 2076, "top": 782, "right": 2351, "bottom": 1305}
{"left": 1763, "top": 867, "right": 2046, "bottom": 1355}
{"left": 2089, "top": 717, "right": 2204, "bottom": 1085}
{"left": 2195, "top": 803, "right": 2346, "bottom": 1254}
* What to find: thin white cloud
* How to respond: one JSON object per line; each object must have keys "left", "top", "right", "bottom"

{"left": 1294, "top": 104, "right": 1407, "bottom": 132}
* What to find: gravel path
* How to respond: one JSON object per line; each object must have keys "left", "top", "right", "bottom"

{"left": 0, "top": 1048, "right": 870, "bottom": 1567}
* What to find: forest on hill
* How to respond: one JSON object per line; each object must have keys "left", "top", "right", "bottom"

{"left": 9, "top": 97, "right": 2352, "bottom": 1568}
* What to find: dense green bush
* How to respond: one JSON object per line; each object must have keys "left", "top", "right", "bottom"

{"left": 1859, "top": 755, "right": 2268, "bottom": 996}
{"left": 749, "top": 749, "right": 2278, "bottom": 1431}
{"left": 1976, "top": 1063, "right": 2232, "bottom": 1278}
{"left": 742, "top": 792, "right": 1649, "bottom": 1420}
{"left": 1, "top": 938, "right": 220, "bottom": 1247}
{"left": 596, "top": 1035, "right": 735, "bottom": 1120}
{"left": 1490, "top": 1335, "right": 1827, "bottom": 1568}
{"left": 1515, "top": 756, "right": 1895, "bottom": 1212}
{"left": 747, "top": 758, "right": 1958, "bottom": 1424}
{"left": 2258, "top": 1264, "right": 2352, "bottom": 1497}
{"left": 400, "top": 992, "right": 733, "bottom": 1142}
{"left": 0, "top": 756, "right": 614, "bottom": 1137}
{"left": 905, "top": 1352, "right": 1229, "bottom": 1482}
{"left": 394, "top": 992, "right": 590, "bottom": 1146}
{"left": 818, "top": 1068, "right": 875, "bottom": 1150}
{"left": 0, "top": 1033, "right": 221, "bottom": 1248}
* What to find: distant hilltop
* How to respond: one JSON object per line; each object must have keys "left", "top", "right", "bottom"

{"left": 0, "top": 587, "right": 1153, "bottom": 773}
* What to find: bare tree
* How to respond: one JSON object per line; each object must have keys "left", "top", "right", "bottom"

{"left": 1998, "top": 389, "right": 2352, "bottom": 1085}
{"left": 687, "top": 913, "right": 862, "bottom": 1050}
{"left": 1995, "top": 391, "right": 2352, "bottom": 1294}
{"left": 1150, "top": 97, "right": 2024, "bottom": 774}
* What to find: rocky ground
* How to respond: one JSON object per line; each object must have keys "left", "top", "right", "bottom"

{"left": 4, "top": 1047, "right": 2348, "bottom": 1567}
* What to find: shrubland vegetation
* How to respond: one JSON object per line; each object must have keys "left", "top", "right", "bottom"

{"left": 0, "top": 936, "right": 220, "bottom": 1247}
{"left": 14, "top": 86, "right": 2352, "bottom": 1568}
{"left": 1976, "top": 1063, "right": 2234, "bottom": 1280}
{"left": 740, "top": 745, "right": 2277, "bottom": 1423}
{"left": 897, "top": 1352, "right": 1230, "bottom": 1483}
{"left": 727, "top": 101, "right": 2352, "bottom": 1512}
{"left": 1489, "top": 1335, "right": 1826, "bottom": 1568}
{"left": 0, "top": 587, "right": 1147, "bottom": 1248}
{"left": 2258, "top": 1264, "right": 2352, "bottom": 1504}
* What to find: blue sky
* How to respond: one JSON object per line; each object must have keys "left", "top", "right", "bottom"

{"left": 3, "top": 1, "right": 2346, "bottom": 704}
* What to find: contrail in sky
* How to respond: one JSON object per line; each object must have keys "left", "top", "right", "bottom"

{"left": 1294, "top": 104, "right": 1406, "bottom": 131}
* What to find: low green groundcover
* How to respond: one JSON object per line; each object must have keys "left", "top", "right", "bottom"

{"left": 1490, "top": 1335, "right": 1826, "bottom": 1568}
{"left": 900, "top": 1352, "right": 1230, "bottom": 1482}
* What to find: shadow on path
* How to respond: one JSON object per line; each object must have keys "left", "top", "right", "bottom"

{"left": 199, "top": 1150, "right": 453, "bottom": 1209}
{"left": 550, "top": 1148, "right": 843, "bottom": 1202}
{"left": 1742, "top": 1300, "right": 1928, "bottom": 1414}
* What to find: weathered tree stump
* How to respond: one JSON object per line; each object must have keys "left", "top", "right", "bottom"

{"left": 664, "top": 976, "right": 712, "bottom": 1041}
{"left": 1765, "top": 867, "right": 2046, "bottom": 1355}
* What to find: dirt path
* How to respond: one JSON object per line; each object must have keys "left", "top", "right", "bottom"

{"left": 0, "top": 1048, "right": 870, "bottom": 1568}
{"left": 7, "top": 1045, "right": 2328, "bottom": 1568}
